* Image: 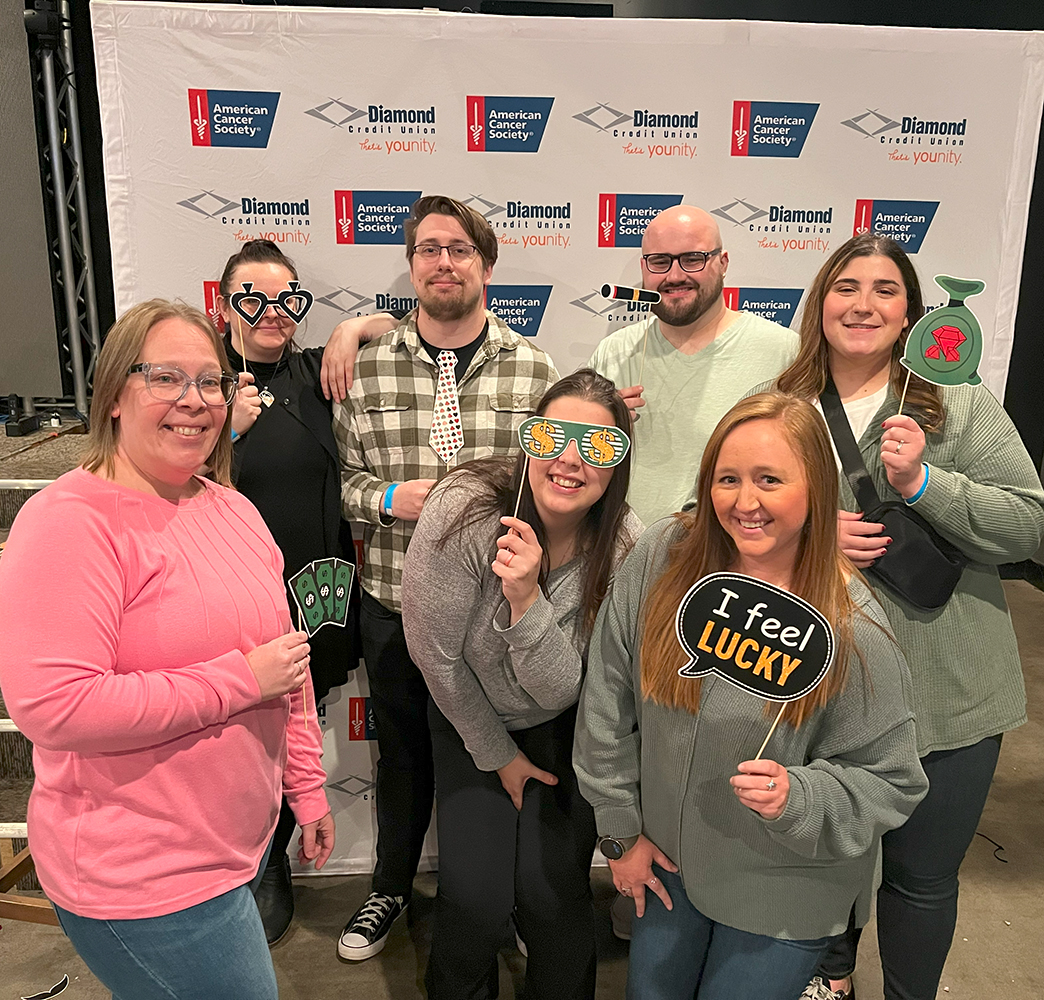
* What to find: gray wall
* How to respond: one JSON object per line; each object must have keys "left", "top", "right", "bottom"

{"left": 0, "top": 0, "right": 61, "bottom": 397}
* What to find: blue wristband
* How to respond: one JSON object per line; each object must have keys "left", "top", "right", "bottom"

{"left": 230, "top": 428, "right": 239, "bottom": 442}
{"left": 382, "top": 483, "right": 398, "bottom": 516}
{"left": 904, "top": 464, "right": 929, "bottom": 505}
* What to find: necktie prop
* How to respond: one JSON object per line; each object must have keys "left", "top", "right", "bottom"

{"left": 601, "top": 283, "right": 663, "bottom": 387}
{"left": 675, "top": 573, "right": 835, "bottom": 759}
{"left": 430, "top": 350, "right": 464, "bottom": 465}
{"left": 288, "top": 557, "right": 356, "bottom": 729}
{"left": 897, "top": 275, "right": 985, "bottom": 412}
{"left": 514, "top": 414, "right": 630, "bottom": 513}
{"left": 228, "top": 281, "right": 315, "bottom": 403}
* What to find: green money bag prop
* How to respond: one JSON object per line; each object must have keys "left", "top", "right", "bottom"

{"left": 900, "top": 275, "right": 984, "bottom": 387}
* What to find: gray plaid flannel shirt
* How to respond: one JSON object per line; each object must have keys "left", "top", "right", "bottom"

{"left": 333, "top": 309, "right": 559, "bottom": 612}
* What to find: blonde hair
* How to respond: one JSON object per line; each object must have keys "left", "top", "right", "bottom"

{"left": 82, "top": 299, "right": 235, "bottom": 487}
{"left": 640, "top": 392, "right": 863, "bottom": 728}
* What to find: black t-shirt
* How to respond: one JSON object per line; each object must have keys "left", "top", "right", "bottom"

{"left": 418, "top": 321, "right": 488, "bottom": 385}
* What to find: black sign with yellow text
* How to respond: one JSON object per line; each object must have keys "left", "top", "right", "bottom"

{"left": 675, "top": 573, "right": 834, "bottom": 702}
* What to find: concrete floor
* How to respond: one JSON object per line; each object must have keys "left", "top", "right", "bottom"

{"left": 2, "top": 424, "right": 1043, "bottom": 999}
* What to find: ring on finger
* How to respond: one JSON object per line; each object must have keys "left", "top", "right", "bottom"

{"left": 766, "top": 779, "right": 777, "bottom": 790}
{"left": 895, "top": 439, "right": 905, "bottom": 454}
{"left": 649, "top": 877, "right": 658, "bottom": 885}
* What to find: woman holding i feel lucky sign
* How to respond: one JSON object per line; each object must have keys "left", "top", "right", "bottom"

{"left": 767, "top": 234, "right": 1044, "bottom": 1000}
{"left": 573, "top": 392, "right": 928, "bottom": 1000}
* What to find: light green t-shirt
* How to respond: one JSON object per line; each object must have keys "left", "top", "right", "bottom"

{"left": 588, "top": 312, "right": 799, "bottom": 526}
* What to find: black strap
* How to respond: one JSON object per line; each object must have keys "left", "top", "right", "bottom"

{"left": 819, "top": 377, "right": 882, "bottom": 514}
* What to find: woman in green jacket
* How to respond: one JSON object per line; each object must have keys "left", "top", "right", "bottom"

{"left": 772, "top": 234, "right": 1044, "bottom": 1000}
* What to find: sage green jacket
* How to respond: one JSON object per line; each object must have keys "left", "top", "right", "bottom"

{"left": 573, "top": 520, "right": 928, "bottom": 939}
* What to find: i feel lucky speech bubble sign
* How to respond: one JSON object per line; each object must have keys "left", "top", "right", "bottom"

{"left": 675, "top": 573, "right": 835, "bottom": 702}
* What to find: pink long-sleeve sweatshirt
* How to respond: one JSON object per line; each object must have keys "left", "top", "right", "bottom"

{"left": 0, "top": 468, "right": 329, "bottom": 919}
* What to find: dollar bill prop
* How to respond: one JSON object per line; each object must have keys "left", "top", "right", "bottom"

{"left": 900, "top": 275, "right": 985, "bottom": 387}
{"left": 517, "top": 416, "right": 630, "bottom": 467}
{"left": 288, "top": 557, "right": 355, "bottom": 635}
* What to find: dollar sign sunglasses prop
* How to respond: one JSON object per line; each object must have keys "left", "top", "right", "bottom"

{"left": 228, "top": 281, "right": 315, "bottom": 374}
{"left": 676, "top": 573, "right": 835, "bottom": 759}
{"left": 512, "top": 416, "right": 632, "bottom": 517}
{"left": 896, "top": 275, "right": 985, "bottom": 413}
{"left": 601, "top": 283, "right": 663, "bottom": 387}
{"left": 287, "top": 557, "right": 356, "bottom": 729}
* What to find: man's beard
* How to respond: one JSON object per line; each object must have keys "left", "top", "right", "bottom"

{"left": 650, "top": 271, "right": 724, "bottom": 328}
{"left": 418, "top": 280, "right": 484, "bottom": 322}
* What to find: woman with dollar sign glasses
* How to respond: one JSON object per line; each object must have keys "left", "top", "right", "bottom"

{"left": 401, "top": 370, "right": 641, "bottom": 1000}
{"left": 760, "top": 235, "right": 1044, "bottom": 1000}
{"left": 217, "top": 239, "right": 385, "bottom": 943}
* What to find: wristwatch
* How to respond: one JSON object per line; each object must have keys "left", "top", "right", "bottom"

{"left": 598, "top": 835, "right": 639, "bottom": 861}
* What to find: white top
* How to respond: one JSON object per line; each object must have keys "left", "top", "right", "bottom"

{"left": 588, "top": 312, "right": 800, "bottom": 526}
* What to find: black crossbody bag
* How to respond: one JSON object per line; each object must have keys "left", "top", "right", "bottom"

{"left": 820, "top": 379, "right": 966, "bottom": 612}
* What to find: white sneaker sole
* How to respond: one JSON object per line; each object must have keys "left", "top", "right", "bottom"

{"left": 336, "top": 903, "right": 408, "bottom": 961}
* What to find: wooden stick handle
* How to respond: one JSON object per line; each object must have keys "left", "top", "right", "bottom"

{"left": 512, "top": 456, "right": 529, "bottom": 519}
{"left": 754, "top": 703, "right": 787, "bottom": 761}
{"left": 297, "top": 608, "right": 309, "bottom": 730}
{"left": 637, "top": 328, "right": 650, "bottom": 388}
{"left": 897, "top": 368, "right": 912, "bottom": 418}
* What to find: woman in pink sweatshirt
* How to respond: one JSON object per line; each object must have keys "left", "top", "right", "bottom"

{"left": 0, "top": 300, "right": 333, "bottom": 1000}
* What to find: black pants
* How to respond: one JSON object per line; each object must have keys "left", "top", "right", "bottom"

{"left": 818, "top": 733, "right": 1002, "bottom": 999}
{"left": 426, "top": 701, "right": 597, "bottom": 1000}
{"left": 360, "top": 590, "right": 435, "bottom": 900}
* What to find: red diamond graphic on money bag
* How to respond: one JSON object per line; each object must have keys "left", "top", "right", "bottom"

{"left": 900, "top": 275, "right": 984, "bottom": 386}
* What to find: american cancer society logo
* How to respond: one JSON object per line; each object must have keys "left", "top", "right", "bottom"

{"left": 189, "top": 89, "right": 279, "bottom": 148}
{"left": 467, "top": 97, "right": 554, "bottom": 152}
{"left": 334, "top": 190, "right": 421, "bottom": 244}
{"left": 348, "top": 697, "right": 377, "bottom": 741}
{"left": 732, "top": 101, "right": 818, "bottom": 158}
{"left": 486, "top": 285, "right": 552, "bottom": 336}
{"left": 723, "top": 287, "right": 804, "bottom": 328}
{"left": 598, "top": 193, "right": 683, "bottom": 247}
{"left": 853, "top": 199, "right": 939, "bottom": 252}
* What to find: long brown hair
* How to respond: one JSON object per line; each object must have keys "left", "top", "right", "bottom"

{"left": 777, "top": 234, "right": 944, "bottom": 433}
{"left": 640, "top": 392, "right": 862, "bottom": 727}
{"left": 83, "top": 299, "right": 235, "bottom": 487}
{"left": 437, "top": 369, "right": 634, "bottom": 640}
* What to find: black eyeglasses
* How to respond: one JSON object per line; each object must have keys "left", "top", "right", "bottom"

{"left": 127, "top": 363, "right": 238, "bottom": 405}
{"left": 412, "top": 243, "right": 480, "bottom": 262}
{"left": 641, "top": 249, "right": 722, "bottom": 274}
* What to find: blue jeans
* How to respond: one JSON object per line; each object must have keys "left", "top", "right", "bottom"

{"left": 54, "top": 884, "right": 277, "bottom": 1000}
{"left": 627, "top": 867, "right": 838, "bottom": 1000}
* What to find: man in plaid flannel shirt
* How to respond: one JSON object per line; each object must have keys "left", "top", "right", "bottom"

{"left": 332, "top": 195, "right": 559, "bottom": 961}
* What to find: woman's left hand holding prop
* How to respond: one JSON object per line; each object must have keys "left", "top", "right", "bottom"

{"left": 880, "top": 414, "right": 926, "bottom": 498}
{"left": 493, "top": 516, "right": 542, "bottom": 625}
{"left": 297, "top": 811, "right": 336, "bottom": 871}
{"left": 232, "top": 372, "right": 262, "bottom": 436}
{"left": 731, "top": 759, "right": 790, "bottom": 820}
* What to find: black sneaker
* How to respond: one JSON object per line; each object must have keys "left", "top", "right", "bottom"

{"left": 337, "top": 892, "right": 407, "bottom": 960}
{"left": 253, "top": 851, "right": 294, "bottom": 945}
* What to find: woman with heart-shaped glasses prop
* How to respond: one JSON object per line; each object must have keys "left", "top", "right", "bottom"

{"left": 215, "top": 239, "right": 363, "bottom": 945}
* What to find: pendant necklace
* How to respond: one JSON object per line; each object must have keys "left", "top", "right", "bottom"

{"left": 243, "top": 357, "right": 279, "bottom": 408}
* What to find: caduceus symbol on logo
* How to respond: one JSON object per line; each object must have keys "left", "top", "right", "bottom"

{"left": 193, "top": 93, "right": 208, "bottom": 141}
{"left": 338, "top": 194, "right": 353, "bottom": 240}
{"left": 470, "top": 101, "right": 484, "bottom": 146}
{"left": 854, "top": 201, "right": 871, "bottom": 236}
{"left": 733, "top": 105, "right": 748, "bottom": 153}
{"left": 601, "top": 199, "right": 614, "bottom": 243}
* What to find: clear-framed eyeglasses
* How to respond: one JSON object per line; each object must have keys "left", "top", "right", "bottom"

{"left": 641, "top": 249, "right": 723, "bottom": 273}
{"left": 127, "top": 363, "right": 238, "bottom": 405}
{"left": 412, "top": 243, "right": 481, "bottom": 262}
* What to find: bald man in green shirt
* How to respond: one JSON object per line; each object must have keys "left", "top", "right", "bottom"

{"left": 589, "top": 205, "right": 799, "bottom": 527}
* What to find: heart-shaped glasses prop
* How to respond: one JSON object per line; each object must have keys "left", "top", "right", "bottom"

{"left": 229, "top": 281, "right": 314, "bottom": 327}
